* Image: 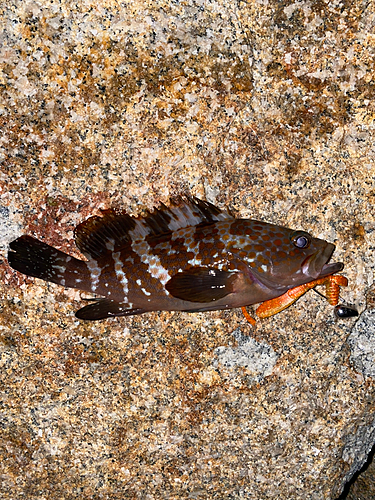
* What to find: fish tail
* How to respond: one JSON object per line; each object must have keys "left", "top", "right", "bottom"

{"left": 8, "top": 235, "right": 91, "bottom": 291}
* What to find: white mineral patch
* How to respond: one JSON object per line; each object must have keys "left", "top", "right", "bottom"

{"left": 214, "top": 328, "right": 278, "bottom": 381}
{"left": 0, "top": 205, "right": 23, "bottom": 256}
{"left": 348, "top": 309, "right": 375, "bottom": 379}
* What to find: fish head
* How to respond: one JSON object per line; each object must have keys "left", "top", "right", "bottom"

{"left": 241, "top": 221, "right": 344, "bottom": 290}
{"left": 264, "top": 227, "right": 343, "bottom": 288}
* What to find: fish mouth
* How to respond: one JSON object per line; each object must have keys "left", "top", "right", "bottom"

{"left": 318, "top": 261, "right": 344, "bottom": 277}
{"left": 304, "top": 243, "right": 344, "bottom": 279}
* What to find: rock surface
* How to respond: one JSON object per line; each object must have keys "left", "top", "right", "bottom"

{"left": 1, "top": 0, "right": 374, "bottom": 498}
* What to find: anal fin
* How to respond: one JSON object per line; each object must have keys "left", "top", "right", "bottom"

{"left": 75, "top": 299, "right": 145, "bottom": 321}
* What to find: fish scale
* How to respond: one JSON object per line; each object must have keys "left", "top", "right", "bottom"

{"left": 7, "top": 196, "right": 345, "bottom": 321}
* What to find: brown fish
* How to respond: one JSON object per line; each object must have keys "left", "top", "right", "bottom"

{"left": 7, "top": 197, "right": 345, "bottom": 321}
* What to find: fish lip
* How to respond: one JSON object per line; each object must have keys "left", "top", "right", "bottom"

{"left": 318, "top": 261, "right": 344, "bottom": 277}
{"left": 307, "top": 242, "right": 344, "bottom": 278}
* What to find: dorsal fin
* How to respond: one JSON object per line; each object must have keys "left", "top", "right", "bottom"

{"left": 74, "top": 196, "right": 234, "bottom": 259}
{"left": 74, "top": 210, "right": 136, "bottom": 259}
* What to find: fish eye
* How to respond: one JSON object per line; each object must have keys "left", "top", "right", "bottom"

{"left": 290, "top": 231, "right": 311, "bottom": 249}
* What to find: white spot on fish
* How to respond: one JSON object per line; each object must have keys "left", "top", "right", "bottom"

{"left": 86, "top": 259, "right": 102, "bottom": 292}
{"left": 128, "top": 220, "right": 151, "bottom": 240}
{"left": 105, "top": 239, "right": 115, "bottom": 251}
{"left": 112, "top": 251, "right": 129, "bottom": 298}
{"left": 187, "top": 256, "right": 203, "bottom": 267}
{"left": 131, "top": 240, "right": 171, "bottom": 288}
{"left": 52, "top": 264, "right": 66, "bottom": 273}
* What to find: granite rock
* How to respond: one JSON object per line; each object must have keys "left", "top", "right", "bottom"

{"left": 1, "top": 0, "right": 375, "bottom": 498}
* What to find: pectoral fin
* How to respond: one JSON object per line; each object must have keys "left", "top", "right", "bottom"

{"left": 165, "top": 267, "right": 238, "bottom": 303}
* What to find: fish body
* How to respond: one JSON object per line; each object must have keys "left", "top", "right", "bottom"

{"left": 7, "top": 197, "right": 343, "bottom": 320}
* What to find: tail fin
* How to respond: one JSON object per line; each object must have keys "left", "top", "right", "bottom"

{"left": 8, "top": 235, "right": 91, "bottom": 291}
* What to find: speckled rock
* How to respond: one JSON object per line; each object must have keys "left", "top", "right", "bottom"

{"left": 341, "top": 448, "right": 375, "bottom": 500}
{"left": 1, "top": 0, "right": 375, "bottom": 499}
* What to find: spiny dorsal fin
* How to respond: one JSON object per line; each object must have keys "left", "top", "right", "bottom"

{"left": 74, "top": 210, "right": 136, "bottom": 259}
{"left": 74, "top": 196, "right": 234, "bottom": 260}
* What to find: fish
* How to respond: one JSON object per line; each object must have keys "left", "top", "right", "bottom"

{"left": 7, "top": 196, "right": 345, "bottom": 321}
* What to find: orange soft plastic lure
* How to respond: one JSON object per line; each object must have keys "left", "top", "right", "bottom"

{"left": 8, "top": 197, "right": 346, "bottom": 322}
{"left": 242, "top": 275, "right": 348, "bottom": 325}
